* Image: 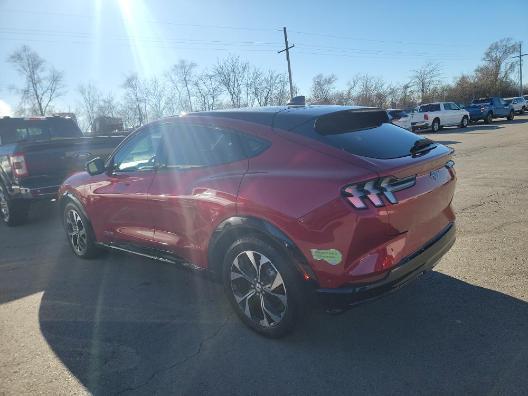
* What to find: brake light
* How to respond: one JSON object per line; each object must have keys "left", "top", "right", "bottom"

{"left": 342, "top": 176, "right": 416, "bottom": 209}
{"left": 9, "top": 153, "right": 29, "bottom": 177}
{"left": 424, "top": 113, "right": 429, "bottom": 120}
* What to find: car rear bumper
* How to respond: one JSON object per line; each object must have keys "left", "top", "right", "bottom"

{"left": 316, "top": 223, "right": 456, "bottom": 310}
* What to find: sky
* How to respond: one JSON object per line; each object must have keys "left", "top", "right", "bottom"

{"left": 0, "top": 0, "right": 527, "bottom": 115}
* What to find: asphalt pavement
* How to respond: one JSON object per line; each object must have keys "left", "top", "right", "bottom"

{"left": 1, "top": 115, "right": 527, "bottom": 395}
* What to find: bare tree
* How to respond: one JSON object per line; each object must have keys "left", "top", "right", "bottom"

{"left": 168, "top": 60, "right": 197, "bottom": 112}
{"left": 193, "top": 71, "right": 223, "bottom": 111}
{"left": 145, "top": 77, "right": 170, "bottom": 119}
{"left": 122, "top": 74, "right": 147, "bottom": 127}
{"left": 214, "top": 55, "right": 249, "bottom": 108}
{"left": 98, "top": 92, "right": 119, "bottom": 118}
{"left": 78, "top": 83, "right": 101, "bottom": 132}
{"left": 8, "top": 45, "right": 65, "bottom": 116}
{"left": 310, "top": 73, "right": 338, "bottom": 104}
{"left": 475, "top": 38, "right": 518, "bottom": 95}
{"left": 411, "top": 62, "right": 442, "bottom": 102}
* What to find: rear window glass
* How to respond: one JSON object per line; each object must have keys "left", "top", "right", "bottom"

{"left": 290, "top": 121, "right": 424, "bottom": 159}
{"left": 419, "top": 104, "right": 441, "bottom": 112}
{"left": 0, "top": 118, "right": 82, "bottom": 144}
{"left": 389, "top": 110, "right": 407, "bottom": 118}
{"left": 472, "top": 98, "right": 492, "bottom": 104}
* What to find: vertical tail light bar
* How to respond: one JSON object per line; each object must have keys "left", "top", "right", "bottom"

{"left": 9, "top": 153, "right": 29, "bottom": 178}
{"left": 424, "top": 113, "right": 429, "bottom": 120}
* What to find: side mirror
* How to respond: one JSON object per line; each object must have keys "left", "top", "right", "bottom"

{"left": 86, "top": 157, "right": 106, "bottom": 176}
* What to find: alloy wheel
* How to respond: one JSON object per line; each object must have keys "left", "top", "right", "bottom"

{"left": 65, "top": 209, "right": 88, "bottom": 255}
{"left": 230, "top": 250, "right": 288, "bottom": 328}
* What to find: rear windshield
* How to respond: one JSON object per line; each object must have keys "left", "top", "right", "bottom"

{"left": 0, "top": 118, "right": 82, "bottom": 145}
{"left": 419, "top": 104, "right": 440, "bottom": 112}
{"left": 472, "top": 98, "right": 492, "bottom": 104}
{"left": 388, "top": 110, "right": 407, "bottom": 118}
{"left": 290, "top": 121, "right": 425, "bottom": 159}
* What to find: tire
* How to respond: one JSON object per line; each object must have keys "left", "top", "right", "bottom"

{"left": 484, "top": 112, "right": 493, "bottom": 124}
{"left": 460, "top": 116, "right": 469, "bottom": 128}
{"left": 507, "top": 110, "right": 514, "bottom": 121}
{"left": 0, "top": 183, "right": 29, "bottom": 227}
{"left": 222, "top": 236, "right": 305, "bottom": 338}
{"left": 431, "top": 118, "right": 440, "bottom": 133}
{"left": 63, "top": 201, "right": 100, "bottom": 258}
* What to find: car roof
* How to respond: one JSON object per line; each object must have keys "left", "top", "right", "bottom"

{"left": 183, "top": 105, "right": 374, "bottom": 130}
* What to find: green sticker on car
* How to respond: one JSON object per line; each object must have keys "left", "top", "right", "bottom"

{"left": 310, "top": 249, "right": 342, "bottom": 265}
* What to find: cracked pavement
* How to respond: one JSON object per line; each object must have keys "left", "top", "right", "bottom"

{"left": 1, "top": 116, "right": 528, "bottom": 395}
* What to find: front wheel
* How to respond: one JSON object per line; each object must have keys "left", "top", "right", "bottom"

{"left": 507, "top": 111, "right": 514, "bottom": 121}
{"left": 63, "top": 202, "right": 100, "bottom": 258}
{"left": 223, "top": 236, "right": 305, "bottom": 338}
{"left": 460, "top": 116, "right": 468, "bottom": 128}
{"left": 0, "top": 183, "right": 29, "bottom": 227}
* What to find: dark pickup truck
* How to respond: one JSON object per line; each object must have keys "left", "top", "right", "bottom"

{"left": 465, "top": 97, "right": 515, "bottom": 123}
{"left": 0, "top": 116, "right": 125, "bottom": 226}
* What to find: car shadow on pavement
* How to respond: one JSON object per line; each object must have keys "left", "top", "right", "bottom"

{"left": 36, "top": 249, "right": 528, "bottom": 395}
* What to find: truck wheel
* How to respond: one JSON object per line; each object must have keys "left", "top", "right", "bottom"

{"left": 507, "top": 110, "right": 514, "bottom": 121}
{"left": 0, "top": 184, "right": 29, "bottom": 227}
{"left": 222, "top": 236, "right": 305, "bottom": 338}
{"left": 63, "top": 201, "right": 100, "bottom": 258}
{"left": 484, "top": 112, "right": 493, "bottom": 124}
{"left": 460, "top": 116, "right": 468, "bottom": 128}
{"left": 431, "top": 118, "right": 440, "bottom": 133}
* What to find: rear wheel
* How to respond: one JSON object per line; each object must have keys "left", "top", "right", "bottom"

{"left": 431, "top": 118, "right": 440, "bottom": 133}
{"left": 507, "top": 110, "right": 514, "bottom": 121}
{"left": 63, "top": 201, "right": 100, "bottom": 258}
{"left": 0, "top": 183, "right": 29, "bottom": 227}
{"left": 484, "top": 112, "right": 493, "bottom": 124}
{"left": 460, "top": 116, "right": 468, "bottom": 128}
{"left": 223, "top": 236, "right": 305, "bottom": 338}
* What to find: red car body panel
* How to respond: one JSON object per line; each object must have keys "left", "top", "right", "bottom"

{"left": 59, "top": 108, "right": 456, "bottom": 291}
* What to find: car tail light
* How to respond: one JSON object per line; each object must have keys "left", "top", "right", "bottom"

{"left": 9, "top": 153, "right": 29, "bottom": 177}
{"left": 342, "top": 176, "right": 416, "bottom": 209}
{"left": 424, "top": 113, "right": 429, "bottom": 120}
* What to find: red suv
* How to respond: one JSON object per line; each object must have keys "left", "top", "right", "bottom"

{"left": 59, "top": 106, "right": 456, "bottom": 337}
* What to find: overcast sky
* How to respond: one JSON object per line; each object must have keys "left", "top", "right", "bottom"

{"left": 0, "top": 0, "right": 526, "bottom": 115}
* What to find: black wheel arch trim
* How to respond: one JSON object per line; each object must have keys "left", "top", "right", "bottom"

{"left": 208, "top": 216, "right": 318, "bottom": 283}
{"left": 60, "top": 191, "right": 90, "bottom": 223}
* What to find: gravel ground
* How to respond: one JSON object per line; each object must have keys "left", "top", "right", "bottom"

{"left": 1, "top": 115, "right": 527, "bottom": 395}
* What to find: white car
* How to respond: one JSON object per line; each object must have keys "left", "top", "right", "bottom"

{"left": 504, "top": 97, "right": 526, "bottom": 114}
{"left": 411, "top": 102, "right": 470, "bottom": 133}
{"left": 386, "top": 109, "right": 412, "bottom": 130}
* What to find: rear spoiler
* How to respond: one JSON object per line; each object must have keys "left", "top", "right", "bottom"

{"left": 314, "top": 108, "right": 389, "bottom": 135}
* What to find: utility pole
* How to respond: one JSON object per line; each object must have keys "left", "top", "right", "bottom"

{"left": 512, "top": 43, "right": 527, "bottom": 96}
{"left": 278, "top": 27, "right": 295, "bottom": 99}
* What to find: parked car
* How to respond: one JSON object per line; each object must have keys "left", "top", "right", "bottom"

{"left": 386, "top": 109, "right": 412, "bottom": 130}
{"left": 59, "top": 105, "right": 457, "bottom": 337}
{"left": 411, "top": 102, "right": 470, "bottom": 132}
{"left": 504, "top": 97, "right": 526, "bottom": 114}
{"left": 465, "top": 97, "right": 515, "bottom": 123}
{"left": 0, "top": 116, "right": 125, "bottom": 226}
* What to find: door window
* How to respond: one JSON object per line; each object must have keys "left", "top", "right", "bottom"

{"left": 112, "top": 128, "right": 162, "bottom": 172}
{"left": 158, "top": 122, "right": 249, "bottom": 168}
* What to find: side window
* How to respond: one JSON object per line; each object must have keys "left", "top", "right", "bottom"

{"left": 450, "top": 103, "right": 460, "bottom": 110}
{"left": 442, "top": 103, "right": 451, "bottom": 110}
{"left": 160, "top": 123, "right": 248, "bottom": 168}
{"left": 112, "top": 127, "right": 162, "bottom": 172}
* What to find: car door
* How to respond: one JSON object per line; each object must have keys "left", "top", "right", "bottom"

{"left": 88, "top": 126, "right": 162, "bottom": 246}
{"left": 441, "top": 103, "right": 454, "bottom": 125}
{"left": 148, "top": 120, "right": 250, "bottom": 267}
{"left": 449, "top": 102, "right": 463, "bottom": 125}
